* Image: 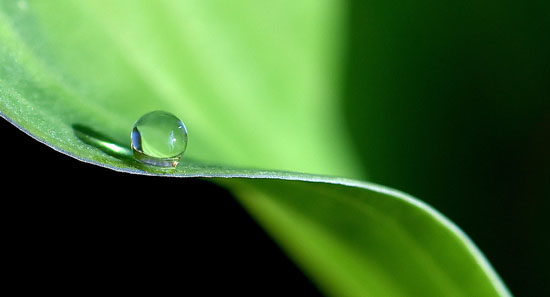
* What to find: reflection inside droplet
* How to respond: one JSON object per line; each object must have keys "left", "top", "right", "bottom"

{"left": 131, "top": 111, "right": 188, "bottom": 168}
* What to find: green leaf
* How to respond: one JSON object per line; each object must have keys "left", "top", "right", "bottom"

{"left": 0, "top": 1, "right": 510, "bottom": 297}
{"left": 0, "top": 0, "right": 361, "bottom": 178}
{"left": 225, "top": 177, "right": 511, "bottom": 297}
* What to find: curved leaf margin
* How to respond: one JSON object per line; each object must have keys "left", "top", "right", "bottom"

{"left": 1, "top": 113, "right": 511, "bottom": 297}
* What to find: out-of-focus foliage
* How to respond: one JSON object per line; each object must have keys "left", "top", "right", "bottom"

{"left": 344, "top": 1, "right": 549, "bottom": 295}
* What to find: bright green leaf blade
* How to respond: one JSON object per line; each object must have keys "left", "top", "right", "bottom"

{"left": 0, "top": 0, "right": 362, "bottom": 178}
{"left": 0, "top": 1, "right": 511, "bottom": 297}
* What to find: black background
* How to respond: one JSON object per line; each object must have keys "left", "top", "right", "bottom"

{"left": 2, "top": 119, "right": 323, "bottom": 296}
{"left": 344, "top": 1, "right": 550, "bottom": 296}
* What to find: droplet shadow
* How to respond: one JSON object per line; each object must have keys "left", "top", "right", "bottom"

{"left": 72, "top": 123, "right": 135, "bottom": 162}
{"left": 72, "top": 123, "right": 184, "bottom": 173}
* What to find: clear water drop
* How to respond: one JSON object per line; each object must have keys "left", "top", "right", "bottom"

{"left": 131, "top": 111, "right": 188, "bottom": 167}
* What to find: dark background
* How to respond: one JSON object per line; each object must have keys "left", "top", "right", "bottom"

{"left": 1, "top": 119, "right": 323, "bottom": 296}
{"left": 345, "top": 1, "right": 549, "bottom": 296}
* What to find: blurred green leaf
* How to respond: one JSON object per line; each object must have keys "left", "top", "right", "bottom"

{"left": 0, "top": 1, "right": 510, "bottom": 296}
{"left": 225, "top": 177, "right": 510, "bottom": 297}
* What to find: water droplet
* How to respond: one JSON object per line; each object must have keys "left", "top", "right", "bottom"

{"left": 131, "top": 111, "right": 188, "bottom": 168}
